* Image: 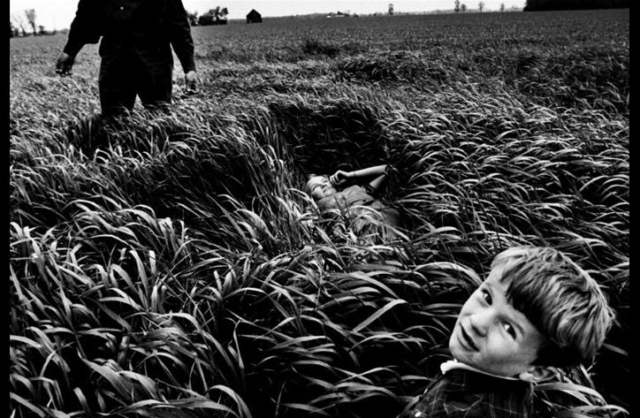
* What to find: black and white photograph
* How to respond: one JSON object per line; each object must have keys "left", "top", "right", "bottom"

{"left": 9, "top": 1, "right": 629, "bottom": 417}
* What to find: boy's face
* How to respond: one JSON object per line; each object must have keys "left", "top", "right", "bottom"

{"left": 449, "top": 265, "right": 547, "bottom": 378}
{"left": 308, "top": 176, "right": 336, "bottom": 200}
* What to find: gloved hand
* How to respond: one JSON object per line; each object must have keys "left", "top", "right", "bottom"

{"left": 55, "top": 53, "right": 75, "bottom": 76}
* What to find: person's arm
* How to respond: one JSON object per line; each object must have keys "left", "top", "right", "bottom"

{"left": 63, "top": 0, "right": 101, "bottom": 57}
{"left": 166, "top": 0, "right": 197, "bottom": 90}
{"left": 56, "top": 0, "right": 100, "bottom": 75}
{"left": 330, "top": 164, "right": 389, "bottom": 186}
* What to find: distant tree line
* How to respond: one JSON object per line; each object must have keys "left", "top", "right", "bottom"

{"left": 524, "top": 0, "right": 629, "bottom": 11}
{"left": 187, "top": 6, "right": 229, "bottom": 26}
{"left": 10, "top": 8, "right": 56, "bottom": 38}
{"left": 10, "top": 22, "right": 53, "bottom": 38}
{"left": 454, "top": 0, "right": 468, "bottom": 12}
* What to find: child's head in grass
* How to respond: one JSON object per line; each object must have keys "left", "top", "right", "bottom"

{"left": 305, "top": 174, "right": 337, "bottom": 201}
{"left": 449, "top": 246, "right": 614, "bottom": 382}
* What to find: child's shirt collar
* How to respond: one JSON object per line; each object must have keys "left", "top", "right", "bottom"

{"left": 440, "top": 359, "right": 521, "bottom": 381}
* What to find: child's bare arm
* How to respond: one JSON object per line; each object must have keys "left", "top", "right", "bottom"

{"left": 330, "top": 164, "right": 389, "bottom": 186}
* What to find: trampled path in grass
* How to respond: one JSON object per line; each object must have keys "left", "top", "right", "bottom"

{"left": 10, "top": 8, "right": 629, "bottom": 418}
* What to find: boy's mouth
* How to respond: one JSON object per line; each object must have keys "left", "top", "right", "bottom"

{"left": 460, "top": 325, "right": 478, "bottom": 351}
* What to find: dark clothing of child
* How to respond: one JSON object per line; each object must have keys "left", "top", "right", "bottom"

{"left": 399, "top": 367, "right": 534, "bottom": 418}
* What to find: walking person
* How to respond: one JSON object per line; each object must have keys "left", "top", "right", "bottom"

{"left": 56, "top": 0, "right": 198, "bottom": 116}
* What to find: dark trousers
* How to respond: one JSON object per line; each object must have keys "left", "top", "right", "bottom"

{"left": 98, "top": 51, "right": 173, "bottom": 116}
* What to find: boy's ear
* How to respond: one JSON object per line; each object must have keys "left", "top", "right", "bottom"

{"left": 517, "top": 366, "right": 558, "bottom": 383}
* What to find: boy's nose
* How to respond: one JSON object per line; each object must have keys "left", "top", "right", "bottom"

{"left": 469, "top": 309, "right": 493, "bottom": 337}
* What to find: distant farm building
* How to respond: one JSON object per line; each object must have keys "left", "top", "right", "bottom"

{"left": 246, "top": 9, "right": 262, "bottom": 23}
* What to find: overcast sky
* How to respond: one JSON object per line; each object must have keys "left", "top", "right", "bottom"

{"left": 10, "top": 0, "right": 526, "bottom": 30}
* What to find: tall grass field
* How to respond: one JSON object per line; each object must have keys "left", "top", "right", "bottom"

{"left": 10, "top": 9, "right": 629, "bottom": 418}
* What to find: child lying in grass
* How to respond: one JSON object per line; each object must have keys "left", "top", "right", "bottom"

{"left": 399, "top": 246, "right": 615, "bottom": 418}
{"left": 305, "top": 164, "right": 403, "bottom": 241}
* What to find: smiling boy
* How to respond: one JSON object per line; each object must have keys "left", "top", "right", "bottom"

{"left": 400, "top": 246, "right": 615, "bottom": 418}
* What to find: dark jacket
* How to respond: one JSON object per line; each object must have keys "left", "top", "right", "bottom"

{"left": 399, "top": 368, "right": 534, "bottom": 418}
{"left": 63, "top": 0, "right": 195, "bottom": 72}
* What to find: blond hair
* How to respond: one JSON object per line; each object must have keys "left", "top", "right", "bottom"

{"left": 305, "top": 174, "right": 328, "bottom": 196}
{"left": 491, "top": 246, "right": 615, "bottom": 367}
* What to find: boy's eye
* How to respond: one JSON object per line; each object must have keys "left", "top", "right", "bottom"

{"left": 481, "top": 289, "right": 492, "bottom": 305}
{"left": 503, "top": 322, "right": 517, "bottom": 339}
